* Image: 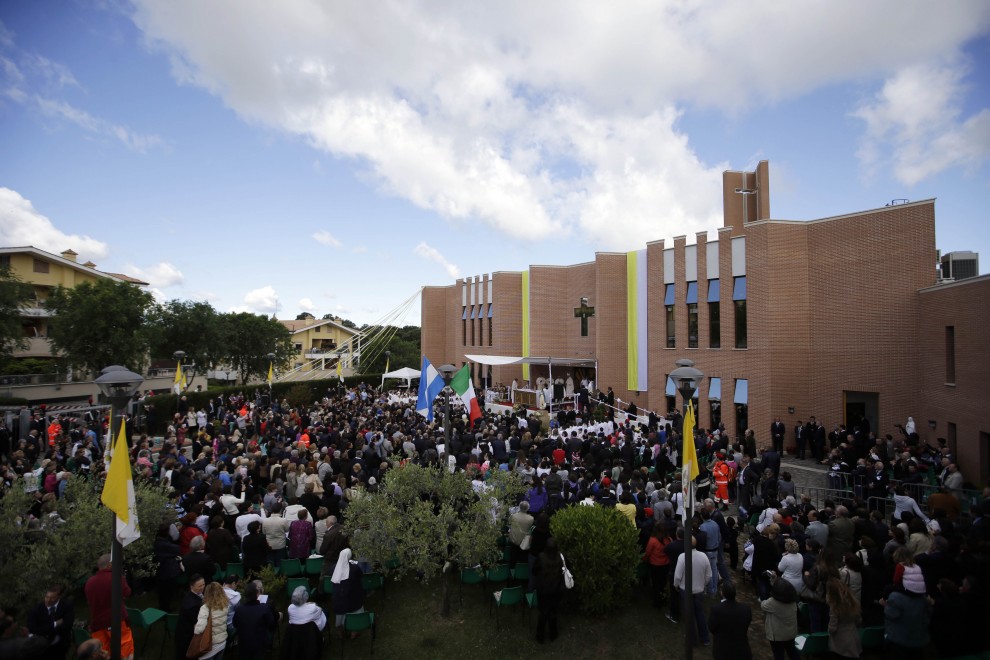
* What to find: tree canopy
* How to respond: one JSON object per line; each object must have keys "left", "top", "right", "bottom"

{"left": 0, "top": 264, "right": 34, "bottom": 368}
{"left": 219, "top": 312, "right": 294, "bottom": 384}
{"left": 46, "top": 278, "right": 155, "bottom": 374}
{"left": 146, "top": 299, "right": 225, "bottom": 371}
{"left": 343, "top": 463, "right": 525, "bottom": 616}
{"left": 360, "top": 325, "right": 421, "bottom": 375}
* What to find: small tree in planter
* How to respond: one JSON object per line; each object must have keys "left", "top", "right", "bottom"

{"left": 549, "top": 505, "right": 640, "bottom": 614}
{"left": 343, "top": 463, "right": 525, "bottom": 617}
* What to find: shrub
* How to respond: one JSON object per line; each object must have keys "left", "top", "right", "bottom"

{"left": 549, "top": 505, "right": 640, "bottom": 614}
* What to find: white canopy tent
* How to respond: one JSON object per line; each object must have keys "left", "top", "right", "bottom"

{"left": 463, "top": 354, "right": 597, "bottom": 396}
{"left": 381, "top": 366, "right": 421, "bottom": 388}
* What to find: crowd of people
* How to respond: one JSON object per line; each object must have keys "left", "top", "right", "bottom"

{"left": 1, "top": 381, "right": 988, "bottom": 659}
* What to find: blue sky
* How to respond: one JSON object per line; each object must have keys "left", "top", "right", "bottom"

{"left": 2, "top": 1, "right": 988, "bottom": 333}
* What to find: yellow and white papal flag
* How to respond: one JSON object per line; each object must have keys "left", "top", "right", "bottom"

{"left": 101, "top": 422, "right": 140, "bottom": 546}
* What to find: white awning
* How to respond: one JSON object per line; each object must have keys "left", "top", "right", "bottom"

{"left": 383, "top": 367, "right": 421, "bottom": 380}
{"left": 665, "top": 376, "right": 676, "bottom": 396}
{"left": 463, "top": 354, "right": 597, "bottom": 368}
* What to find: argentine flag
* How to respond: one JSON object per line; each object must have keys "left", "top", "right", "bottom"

{"left": 416, "top": 356, "right": 445, "bottom": 421}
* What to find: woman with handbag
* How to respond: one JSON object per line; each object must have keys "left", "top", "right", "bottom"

{"left": 532, "top": 537, "right": 565, "bottom": 644}
{"left": 189, "top": 582, "right": 229, "bottom": 659}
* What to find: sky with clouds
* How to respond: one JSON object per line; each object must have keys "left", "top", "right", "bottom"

{"left": 1, "top": 1, "right": 988, "bottom": 331}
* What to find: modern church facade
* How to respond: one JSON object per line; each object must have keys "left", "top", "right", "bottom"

{"left": 421, "top": 161, "right": 989, "bottom": 485}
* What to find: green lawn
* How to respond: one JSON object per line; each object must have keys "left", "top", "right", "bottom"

{"left": 73, "top": 570, "right": 761, "bottom": 659}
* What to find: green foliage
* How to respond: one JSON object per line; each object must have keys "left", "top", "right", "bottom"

{"left": 343, "top": 465, "right": 526, "bottom": 582}
{"left": 218, "top": 312, "right": 294, "bottom": 384}
{"left": 0, "top": 474, "right": 174, "bottom": 611}
{"left": 359, "top": 325, "right": 422, "bottom": 376}
{"left": 284, "top": 383, "right": 316, "bottom": 408}
{"left": 255, "top": 564, "right": 286, "bottom": 601}
{"left": 46, "top": 279, "right": 155, "bottom": 374}
{"left": 146, "top": 300, "right": 226, "bottom": 368}
{"left": 1, "top": 357, "right": 58, "bottom": 376}
{"left": 0, "top": 264, "right": 38, "bottom": 366}
{"left": 549, "top": 505, "right": 640, "bottom": 614}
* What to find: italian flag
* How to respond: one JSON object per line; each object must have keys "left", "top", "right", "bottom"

{"left": 450, "top": 364, "right": 482, "bottom": 428}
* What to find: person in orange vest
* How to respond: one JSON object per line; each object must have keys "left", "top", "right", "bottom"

{"left": 712, "top": 453, "right": 732, "bottom": 510}
{"left": 47, "top": 418, "right": 62, "bottom": 447}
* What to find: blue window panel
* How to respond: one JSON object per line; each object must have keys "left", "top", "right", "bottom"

{"left": 733, "top": 379, "right": 748, "bottom": 405}
{"left": 665, "top": 376, "right": 676, "bottom": 396}
{"left": 470, "top": 307, "right": 476, "bottom": 319}
{"left": 732, "top": 276, "right": 747, "bottom": 301}
{"left": 461, "top": 308, "right": 467, "bottom": 320}
{"left": 708, "top": 279, "right": 720, "bottom": 303}
{"left": 664, "top": 284, "right": 675, "bottom": 306}
{"left": 708, "top": 377, "right": 721, "bottom": 401}
{"left": 686, "top": 281, "right": 698, "bottom": 304}
{"left": 487, "top": 303, "right": 493, "bottom": 318}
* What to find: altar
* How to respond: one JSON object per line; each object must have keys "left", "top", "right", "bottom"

{"left": 513, "top": 388, "right": 539, "bottom": 408}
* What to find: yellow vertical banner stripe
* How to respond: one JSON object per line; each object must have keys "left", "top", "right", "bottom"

{"left": 521, "top": 270, "right": 530, "bottom": 381}
{"left": 626, "top": 251, "right": 638, "bottom": 390}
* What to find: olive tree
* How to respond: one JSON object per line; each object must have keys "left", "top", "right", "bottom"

{"left": 343, "top": 463, "right": 526, "bottom": 617}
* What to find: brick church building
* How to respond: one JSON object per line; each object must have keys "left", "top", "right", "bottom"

{"left": 420, "top": 161, "right": 989, "bottom": 486}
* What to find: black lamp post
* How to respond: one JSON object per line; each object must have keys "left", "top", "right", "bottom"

{"left": 669, "top": 358, "right": 704, "bottom": 660}
{"left": 439, "top": 364, "right": 457, "bottom": 449}
{"left": 94, "top": 366, "right": 144, "bottom": 660}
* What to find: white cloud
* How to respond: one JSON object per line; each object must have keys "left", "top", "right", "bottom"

{"left": 312, "top": 230, "right": 341, "bottom": 247}
{"left": 853, "top": 60, "right": 990, "bottom": 185}
{"left": 126, "top": 1, "right": 990, "bottom": 244}
{"left": 123, "top": 261, "right": 185, "bottom": 288}
{"left": 298, "top": 297, "right": 316, "bottom": 312}
{"left": 0, "top": 187, "right": 109, "bottom": 261}
{"left": 35, "top": 97, "right": 164, "bottom": 152}
{"left": 231, "top": 285, "right": 278, "bottom": 315}
{"left": 351, "top": 245, "right": 367, "bottom": 254}
{"left": 414, "top": 242, "right": 460, "bottom": 279}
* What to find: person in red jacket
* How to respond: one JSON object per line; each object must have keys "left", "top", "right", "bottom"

{"left": 712, "top": 453, "right": 731, "bottom": 509}
{"left": 84, "top": 553, "right": 134, "bottom": 660}
{"left": 178, "top": 512, "right": 205, "bottom": 556}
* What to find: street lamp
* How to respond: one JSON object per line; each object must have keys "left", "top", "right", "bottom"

{"left": 669, "top": 358, "right": 704, "bottom": 660}
{"left": 94, "top": 366, "right": 144, "bottom": 660}
{"left": 439, "top": 364, "right": 457, "bottom": 450}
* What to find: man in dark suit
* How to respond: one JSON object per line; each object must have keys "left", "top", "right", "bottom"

{"left": 181, "top": 536, "right": 216, "bottom": 583}
{"left": 25, "top": 585, "right": 74, "bottom": 660}
{"left": 174, "top": 574, "right": 205, "bottom": 660}
{"left": 707, "top": 582, "right": 752, "bottom": 660}
{"left": 770, "top": 417, "right": 785, "bottom": 454}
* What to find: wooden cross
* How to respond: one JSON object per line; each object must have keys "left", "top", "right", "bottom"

{"left": 574, "top": 297, "right": 595, "bottom": 336}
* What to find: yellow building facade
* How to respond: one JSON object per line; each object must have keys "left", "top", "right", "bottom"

{"left": 280, "top": 317, "right": 361, "bottom": 375}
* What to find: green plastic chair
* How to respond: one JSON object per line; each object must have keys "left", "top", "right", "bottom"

{"left": 795, "top": 632, "right": 830, "bottom": 657}
{"left": 305, "top": 556, "right": 323, "bottom": 576}
{"left": 321, "top": 575, "right": 335, "bottom": 596}
{"left": 341, "top": 611, "right": 376, "bottom": 658}
{"left": 511, "top": 561, "right": 529, "bottom": 583}
{"left": 159, "top": 613, "right": 179, "bottom": 660}
{"left": 226, "top": 562, "right": 244, "bottom": 578}
{"left": 72, "top": 625, "right": 91, "bottom": 655}
{"left": 460, "top": 566, "right": 484, "bottom": 605}
{"left": 280, "top": 558, "right": 303, "bottom": 577}
{"left": 492, "top": 585, "right": 524, "bottom": 630}
{"left": 126, "top": 607, "right": 166, "bottom": 655}
{"left": 859, "top": 626, "right": 884, "bottom": 650}
{"left": 362, "top": 572, "right": 385, "bottom": 605}
{"left": 486, "top": 563, "right": 510, "bottom": 587}
{"left": 287, "top": 577, "right": 312, "bottom": 598}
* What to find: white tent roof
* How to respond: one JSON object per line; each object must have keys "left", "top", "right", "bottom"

{"left": 383, "top": 366, "right": 421, "bottom": 379}
{"left": 464, "top": 354, "right": 596, "bottom": 367}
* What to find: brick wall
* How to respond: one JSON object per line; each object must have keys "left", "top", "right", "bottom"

{"left": 918, "top": 276, "right": 990, "bottom": 486}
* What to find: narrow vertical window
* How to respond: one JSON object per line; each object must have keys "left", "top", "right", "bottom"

{"left": 708, "top": 279, "right": 720, "bottom": 348}
{"left": 664, "top": 284, "right": 675, "bottom": 348}
{"left": 945, "top": 326, "right": 955, "bottom": 384}
{"left": 733, "top": 276, "right": 747, "bottom": 349}
{"left": 686, "top": 281, "right": 698, "bottom": 348}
